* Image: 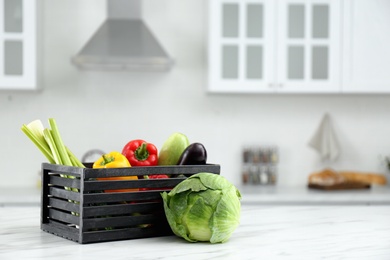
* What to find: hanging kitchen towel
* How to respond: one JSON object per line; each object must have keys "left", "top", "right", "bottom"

{"left": 308, "top": 113, "right": 340, "bottom": 161}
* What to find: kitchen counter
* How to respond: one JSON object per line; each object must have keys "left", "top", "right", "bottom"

{"left": 239, "top": 185, "right": 390, "bottom": 205}
{"left": 1, "top": 185, "right": 390, "bottom": 206}
{"left": 0, "top": 187, "right": 40, "bottom": 207}
{"left": 1, "top": 206, "right": 390, "bottom": 259}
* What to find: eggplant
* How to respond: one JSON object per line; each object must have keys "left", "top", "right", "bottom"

{"left": 177, "top": 142, "right": 207, "bottom": 165}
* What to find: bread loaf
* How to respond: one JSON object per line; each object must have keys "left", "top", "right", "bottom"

{"left": 308, "top": 168, "right": 344, "bottom": 186}
{"left": 339, "top": 171, "right": 387, "bottom": 185}
{"left": 308, "top": 169, "right": 387, "bottom": 186}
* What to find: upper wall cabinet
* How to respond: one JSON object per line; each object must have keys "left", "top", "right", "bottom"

{"left": 208, "top": 0, "right": 341, "bottom": 93}
{"left": 342, "top": 0, "right": 390, "bottom": 93}
{"left": 0, "top": 0, "right": 39, "bottom": 90}
{"left": 208, "top": 0, "right": 276, "bottom": 93}
{"left": 277, "top": 0, "right": 341, "bottom": 93}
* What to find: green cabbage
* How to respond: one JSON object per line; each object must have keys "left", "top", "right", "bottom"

{"left": 161, "top": 172, "right": 241, "bottom": 243}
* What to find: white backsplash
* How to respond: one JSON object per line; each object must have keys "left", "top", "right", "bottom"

{"left": 1, "top": 0, "right": 390, "bottom": 189}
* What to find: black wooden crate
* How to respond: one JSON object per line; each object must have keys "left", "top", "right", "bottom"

{"left": 41, "top": 163, "right": 220, "bottom": 244}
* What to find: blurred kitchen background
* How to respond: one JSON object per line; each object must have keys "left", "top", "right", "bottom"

{"left": 1, "top": 0, "right": 390, "bottom": 201}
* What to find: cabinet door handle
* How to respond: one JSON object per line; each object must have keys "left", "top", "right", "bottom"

{"left": 269, "top": 83, "right": 284, "bottom": 88}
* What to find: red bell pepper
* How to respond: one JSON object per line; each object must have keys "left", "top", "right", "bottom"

{"left": 122, "top": 139, "right": 158, "bottom": 166}
{"left": 147, "top": 174, "right": 169, "bottom": 179}
{"left": 140, "top": 174, "right": 170, "bottom": 191}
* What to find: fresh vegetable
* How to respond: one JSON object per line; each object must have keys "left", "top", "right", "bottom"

{"left": 93, "top": 151, "right": 131, "bottom": 168}
{"left": 122, "top": 139, "right": 158, "bottom": 166}
{"left": 93, "top": 151, "right": 138, "bottom": 193}
{"left": 177, "top": 143, "right": 207, "bottom": 165}
{"left": 21, "top": 118, "right": 84, "bottom": 193}
{"left": 140, "top": 174, "right": 170, "bottom": 191}
{"left": 21, "top": 120, "right": 55, "bottom": 164}
{"left": 21, "top": 119, "right": 83, "bottom": 168}
{"left": 158, "top": 132, "right": 190, "bottom": 165}
{"left": 161, "top": 173, "right": 241, "bottom": 243}
{"left": 48, "top": 118, "right": 72, "bottom": 166}
{"left": 145, "top": 174, "right": 169, "bottom": 179}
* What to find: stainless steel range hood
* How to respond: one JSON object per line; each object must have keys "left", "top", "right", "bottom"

{"left": 71, "top": 0, "right": 174, "bottom": 72}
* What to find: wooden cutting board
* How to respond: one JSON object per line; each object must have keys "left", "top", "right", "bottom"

{"left": 308, "top": 182, "right": 371, "bottom": 190}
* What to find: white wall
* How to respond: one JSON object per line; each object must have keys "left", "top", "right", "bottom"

{"left": 1, "top": 0, "right": 390, "bottom": 189}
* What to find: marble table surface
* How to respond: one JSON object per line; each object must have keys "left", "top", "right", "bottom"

{"left": 1, "top": 205, "right": 390, "bottom": 259}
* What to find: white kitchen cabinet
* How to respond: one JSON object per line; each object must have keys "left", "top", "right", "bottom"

{"left": 0, "top": 0, "right": 39, "bottom": 90}
{"left": 208, "top": 0, "right": 341, "bottom": 93}
{"left": 276, "top": 0, "right": 341, "bottom": 93}
{"left": 208, "top": 0, "right": 276, "bottom": 93}
{"left": 342, "top": 0, "right": 390, "bottom": 93}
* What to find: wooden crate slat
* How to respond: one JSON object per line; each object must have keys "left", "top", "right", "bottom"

{"left": 83, "top": 178, "right": 184, "bottom": 191}
{"left": 82, "top": 214, "right": 162, "bottom": 230}
{"left": 83, "top": 202, "right": 162, "bottom": 217}
{"left": 83, "top": 164, "right": 220, "bottom": 179}
{"left": 48, "top": 197, "right": 80, "bottom": 214}
{"left": 83, "top": 191, "right": 163, "bottom": 204}
{"left": 81, "top": 226, "right": 172, "bottom": 244}
{"left": 48, "top": 208, "right": 80, "bottom": 226}
{"left": 49, "top": 175, "right": 81, "bottom": 189}
{"left": 41, "top": 221, "right": 79, "bottom": 242}
{"left": 49, "top": 186, "right": 81, "bottom": 202}
{"left": 42, "top": 163, "right": 83, "bottom": 177}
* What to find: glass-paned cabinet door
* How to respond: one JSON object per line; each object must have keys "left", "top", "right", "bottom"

{"left": 0, "top": 0, "right": 38, "bottom": 90}
{"left": 208, "top": 0, "right": 276, "bottom": 93}
{"left": 276, "top": 0, "right": 341, "bottom": 92}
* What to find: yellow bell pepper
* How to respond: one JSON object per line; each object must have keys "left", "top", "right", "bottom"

{"left": 93, "top": 151, "right": 138, "bottom": 192}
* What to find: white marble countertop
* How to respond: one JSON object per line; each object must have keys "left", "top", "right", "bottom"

{"left": 1, "top": 205, "right": 390, "bottom": 259}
